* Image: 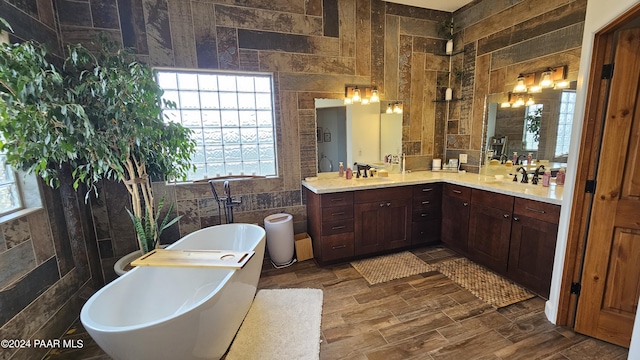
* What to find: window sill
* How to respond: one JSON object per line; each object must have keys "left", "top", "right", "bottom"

{"left": 0, "top": 207, "right": 43, "bottom": 224}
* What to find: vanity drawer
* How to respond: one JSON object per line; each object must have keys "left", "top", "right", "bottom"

{"left": 471, "top": 189, "right": 514, "bottom": 212}
{"left": 514, "top": 198, "right": 560, "bottom": 224}
{"left": 322, "top": 205, "right": 353, "bottom": 221}
{"left": 443, "top": 183, "right": 471, "bottom": 201}
{"left": 412, "top": 220, "right": 441, "bottom": 245}
{"left": 321, "top": 192, "right": 353, "bottom": 207}
{"left": 412, "top": 210, "right": 441, "bottom": 222}
{"left": 355, "top": 186, "right": 412, "bottom": 203}
{"left": 412, "top": 195, "right": 442, "bottom": 211}
{"left": 412, "top": 183, "right": 442, "bottom": 197}
{"left": 322, "top": 219, "right": 354, "bottom": 235}
{"left": 320, "top": 233, "right": 355, "bottom": 262}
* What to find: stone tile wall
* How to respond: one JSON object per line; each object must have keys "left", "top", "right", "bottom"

{"left": 49, "top": 0, "right": 457, "bottom": 279}
{"left": 451, "top": 0, "right": 587, "bottom": 172}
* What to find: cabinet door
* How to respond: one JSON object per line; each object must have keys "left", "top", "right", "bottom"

{"left": 354, "top": 202, "right": 385, "bottom": 255}
{"left": 384, "top": 198, "right": 412, "bottom": 250}
{"left": 468, "top": 203, "right": 512, "bottom": 274}
{"left": 508, "top": 215, "right": 558, "bottom": 298}
{"left": 441, "top": 195, "right": 470, "bottom": 254}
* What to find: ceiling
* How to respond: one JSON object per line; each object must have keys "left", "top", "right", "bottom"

{"left": 384, "top": 0, "right": 474, "bottom": 12}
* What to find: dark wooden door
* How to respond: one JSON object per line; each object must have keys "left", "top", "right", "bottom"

{"left": 468, "top": 203, "right": 512, "bottom": 274}
{"left": 508, "top": 215, "right": 558, "bottom": 298}
{"left": 574, "top": 26, "right": 640, "bottom": 347}
{"left": 384, "top": 198, "right": 411, "bottom": 250}
{"left": 441, "top": 195, "right": 470, "bottom": 255}
{"left": 354, "top": 202, "right": 385, "bottom": 255}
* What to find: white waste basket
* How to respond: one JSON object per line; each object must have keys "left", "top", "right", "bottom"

{"left": 264, "top": 213, "right": 295, "bottom": 268}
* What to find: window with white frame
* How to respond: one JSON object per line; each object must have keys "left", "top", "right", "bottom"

{"left": 523, "top": 104, "right": 543, "bottom": 151}
{"left": 555, "top": 90, "right": 576, "bottom": 158}
{"left": 155, "top": 69, "right": 277, "bottom": 181}
{"left": 0, "top": 152, "right": 22, "bottom": 215}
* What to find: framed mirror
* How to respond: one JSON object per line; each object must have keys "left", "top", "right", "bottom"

{"left": 483, "top": 81, "right": 577, "bottom": 170}
{"left": 315, "top": 99, "right": 403, "bottom": 173}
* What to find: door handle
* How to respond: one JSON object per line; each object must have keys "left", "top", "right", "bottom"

{"left": 421, "top": 213, "right": 429, "bottom": 217}
{"left": 421, "top": 201, "right": 430, "bottom": 205}
{"left": 422, "top": 188, "right": 433, "bottom": 192}
{"left": 332, "top": 244, "right": 347, "bottom": 250}
{"left": 452, "top": 189, "right": 462, "bottom": 194}
{"left": 331, "top": 212, "right": 345, "bottom": 216}
{"left": 331, "top": 198, "right": 344, "bottom": 202}
{"left": 331, "top": 225, "right": 346, "bottom": 230}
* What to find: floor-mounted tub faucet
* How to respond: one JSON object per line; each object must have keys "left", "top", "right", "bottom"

{"left": 208, "top": 180, "right": 242, "bottom": 224}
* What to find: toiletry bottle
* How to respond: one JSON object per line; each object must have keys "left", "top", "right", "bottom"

{"left": 542, "top": 169, "right": 551, "bottom": 187}
{"left": 527, "top": 153, "right": 533, "bottom": 165}
{"left": 556, "top": 167, "right": 566, "bottom": 185}
{"left": 345, "top": 167, "right": 352, "bottom": 180}
{"left": 512, "top": 152, "right": 518, "bottom": 164}
{"left": 338, "top": 162, "right": 344, "bottom": 177}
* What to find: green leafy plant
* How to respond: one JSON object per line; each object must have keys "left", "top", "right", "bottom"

{"left": 0, "top": 21, "right": 196, "bottom": 254}
{"left": 525, "top": 107, "right": 543, "bottom": 142}
{"left": 127, "top": 196, "right": 181, "bottom": 253}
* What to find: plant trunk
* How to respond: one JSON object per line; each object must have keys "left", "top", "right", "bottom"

{"left": 57, "top": 163, "right": 104, "bottom": 288}
{"left": 123, "top": 154, "right": 156, "bottom": 253}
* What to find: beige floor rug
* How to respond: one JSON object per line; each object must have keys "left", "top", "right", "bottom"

{"left": 351, "top": 251, "right": 434, "bottom": 285}
{"left": 434, "top": 257, "right": 535, "bottom": 308}
{"left": 226, "top": 288, "right": 323, "bottom": 360}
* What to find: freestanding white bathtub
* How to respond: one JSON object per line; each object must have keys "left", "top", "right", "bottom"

{"left": 80, "top": 224, "right": 266, "bottom": 360}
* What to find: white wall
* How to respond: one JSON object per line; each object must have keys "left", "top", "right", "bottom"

{"left": 546, "top": 0, "right": 640, "bottom": 356}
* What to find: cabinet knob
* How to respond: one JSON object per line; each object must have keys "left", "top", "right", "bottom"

{"left": 503, "top": 214, "right": 510, "bottom": 219}
{"left": 463, "top": 202, "right": 469, "bottom": 207}
{"left": 380, "top": 203, "right": 385, "bottom": 207}
{"left": 513, "top": 217, "right": 519, "bottom": 221}
{"left": 387, "top": 202, "right": 391, "bottom": 207}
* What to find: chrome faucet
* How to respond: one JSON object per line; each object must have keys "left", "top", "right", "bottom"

{"left": 532, "top": 165, "right": 545, "bottom": 185}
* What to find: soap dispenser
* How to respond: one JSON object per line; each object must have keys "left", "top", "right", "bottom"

{"left": 556, "top": 167, "right": 566, "bottom": 185}
{"left": 345, "top": 167, "right": 353, "bottom": 180}
{"left": 512, "top": 152, "right": 518, "bottom": 164}
{"left": 542, "top": 169, "right": 551, "bottom": 187}
{"left": 338, "top": 162, "right": 344, "bottom": 177}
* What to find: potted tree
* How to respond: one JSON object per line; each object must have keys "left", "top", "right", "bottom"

{"left": 0, "top": 21, "right": 195, "bottom": 275}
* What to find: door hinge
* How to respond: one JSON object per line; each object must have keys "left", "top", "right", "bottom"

{"left": 570, "top": 282, "right": 581, "bottom": 295}
{"left": 602, "top": 63, "right": 614, "bottom": 79}
{"left": 585, "top": 180, "right": 597, "bottom": 193}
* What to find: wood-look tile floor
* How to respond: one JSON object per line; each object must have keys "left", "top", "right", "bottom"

{"left": 46, "top": 246, "right": 629, "bottom": 360}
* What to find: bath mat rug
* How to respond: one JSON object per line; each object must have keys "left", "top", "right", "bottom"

{"left": 434, "top": 257, "right": 536, "bottom": 308}
{"left": 350, "top": 251, "right": 434, "bottom": 285}
{"left": 226, "top": 288, "right": 323, "bottom": 360}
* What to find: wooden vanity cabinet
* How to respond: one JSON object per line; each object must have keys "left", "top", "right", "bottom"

{"left": 354, "top": 186, "right": 412, "bottom": 255}
{"left": 468, "top": 189, "right": 514, "bottom": 275}
{"left": 411, "top": 183, "right": 442, "bottom": 245}
{"left": 507, "top": 198, "right": 560, "bottom": 298}
{"left": 305, "top": 189, "right": 355, "bottom": 264}
{"left": 441, "top": 184, "right": 471, "bottom": 255}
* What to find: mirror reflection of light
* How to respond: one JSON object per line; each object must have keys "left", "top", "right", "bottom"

{"left": 370, "top": 89, "right": 379, "bottom": 103}
{"left": 386, "top": 104, "right": 393, "bottom": 114}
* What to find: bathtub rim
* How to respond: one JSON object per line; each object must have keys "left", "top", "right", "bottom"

{"left": 81, "top": 223, "right": 265, "bottom": 333}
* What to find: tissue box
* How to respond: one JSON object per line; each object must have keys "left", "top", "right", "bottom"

{"left": 294, "top": 233, "right": 314, "bottom": 261}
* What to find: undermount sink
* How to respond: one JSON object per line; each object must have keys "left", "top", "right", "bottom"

{"left": 354, "top": 176, "right": 391, "bottom": 182}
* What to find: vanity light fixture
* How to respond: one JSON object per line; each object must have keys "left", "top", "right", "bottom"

{"left": 541, "top": 66, "right": 567, "bottom": 88}
{"left": 554, "top": 80, "right": 570, "bottom": 89}
{"left": 386, "top": 103, "right": 393, "bottom": 114}
{"left": 525, "top": 96, "right": 536, "bottom": 106}
{"left": 539, "top": 71, "right": 553, "bottom": 88}
{"left": 511, "top": 94, "right": 525, "bottom": 108}
{"left": 393, "top": 102, "right": 403, "bottom": 114}
{"left": 344, "top": 85, "right": 379, "bottom": 105}
{"left": 500, "top": 102, "right": 511, "bottom": 108}
{"left": 513, "top": 73, "right": 534, "bottom": 93}
{"left": 528, "top": 85, "right": 542, "bottom": 93}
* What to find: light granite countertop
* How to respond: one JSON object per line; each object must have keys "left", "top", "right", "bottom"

{"left": 302, "top": 170, "right": 564, "bottom": 205}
